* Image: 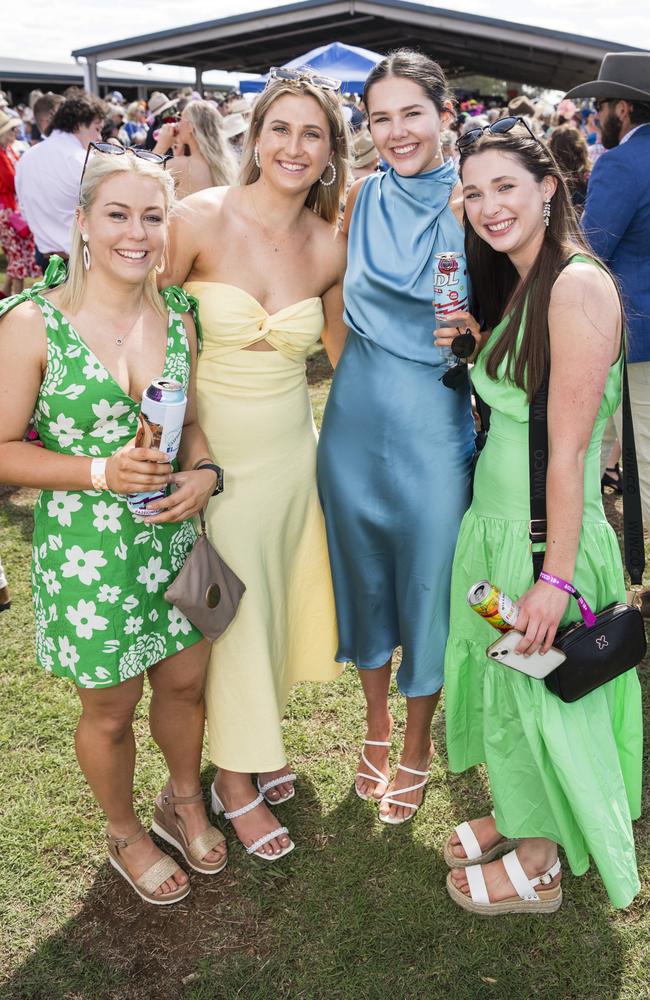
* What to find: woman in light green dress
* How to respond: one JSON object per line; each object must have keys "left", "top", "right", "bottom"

{"left": 439, "top": 125, "right": 642, "bottom": 913}
{"left": 0, "top": 149, "right": 228, "bottom": 905}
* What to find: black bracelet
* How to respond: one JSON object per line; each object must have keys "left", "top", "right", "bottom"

{"left": 193, "top": 461, "right": 224, "bottom": 497}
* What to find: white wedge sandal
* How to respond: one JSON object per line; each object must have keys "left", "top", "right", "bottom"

{"left": 446, "top": 848, "right": 563, "bottom": 915}
{"left": 444, "top": 811, "right": 521, "bottom": 868}
{"left": 211, "top": 787, "right": 295, "bottom": 862}
{"left": 354, "top": 739, "right": 391, "bottom": 801}
{"left": 378, "top": 763, "right": 429, "bottom": 825}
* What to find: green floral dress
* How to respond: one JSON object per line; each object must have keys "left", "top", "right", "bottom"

{"left": 0, "top": 258, "right": 203, "bottom": 688}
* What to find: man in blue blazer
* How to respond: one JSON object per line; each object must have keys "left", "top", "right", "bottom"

{"left": 567, "top": 53, "right": 650, "bottom": 612}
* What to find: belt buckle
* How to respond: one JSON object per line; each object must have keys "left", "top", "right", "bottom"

{"left": 529, "top": 518, "right": 547, "bottom": 548}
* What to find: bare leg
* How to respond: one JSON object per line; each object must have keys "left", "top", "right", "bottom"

{"left": 355, "top": 660, "right": 393, "bottom": 800}
{"left": 378, "top": 689, "right": 440, "bottom": 822}
{"left": 214, "top": 770, "right": 293, "bottom": 857}
{"left": 450, "top": 837, "right": 561, "bottom": 900}
{"left": 76, "top": 676, "right": 187, "bottom": 896}
{"left": 148, "top": 640, "right": 226, "bottom": 866}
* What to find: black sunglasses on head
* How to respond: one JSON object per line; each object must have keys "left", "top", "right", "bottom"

{"left": 79, "top": 141, "right": 168, "bottom": 198}
{"left": 440, "top": 330, "right": 476, "bottom": 390}
{"left": 457, "top": 115, "right": 540, "bottom": 152}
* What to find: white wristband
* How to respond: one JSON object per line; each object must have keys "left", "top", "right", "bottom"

{"left": 90, "top": 458, "right": 108, "bottom": 491}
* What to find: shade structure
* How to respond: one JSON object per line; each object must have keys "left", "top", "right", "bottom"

{"left": 240, "top": 40, "right": 383, "bottom": 93}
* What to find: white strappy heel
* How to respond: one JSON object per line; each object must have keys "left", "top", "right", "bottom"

{"left": 446, "top": 849, "right": 563, "bottom": 915}
{"left": 355, "top": 739, "right": 391, "bottom": 801}
{"left": 211, "top": 786, "right": 294, "bottom": 862}
{"left": 378, "top": 763, "right": 429, "bottom": 825}
{"left": 257, "top": 772, "right": 297, "bottom": 805}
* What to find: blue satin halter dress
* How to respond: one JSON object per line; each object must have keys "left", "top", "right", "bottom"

{"left": 317, "top": 160, "right": 475, "bottom": 697}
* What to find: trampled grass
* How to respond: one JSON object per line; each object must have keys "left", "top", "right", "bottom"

{"left": 1, "top": 350, "right": 649, "bottom": 1000}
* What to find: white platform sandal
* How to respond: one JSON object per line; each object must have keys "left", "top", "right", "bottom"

{"left": 211, "top": 787, "right": 294, "bottom": 862}
{"left": 446, "top": 848, "right": 563, "bottom": 915}
{"left": 444, "top": 811, "right": 521, "bottom": 868}
{"left": 378, "top": 763, "right": 429, "bottom": 825}
{"left": 257, "top": 772, "right": 297, "bottom": 805}
{"left": 354, "top": 739, "right": 391, "bottom": 801}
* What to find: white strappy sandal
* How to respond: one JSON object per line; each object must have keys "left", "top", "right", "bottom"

{"left": 446, "top": 849, "right": 563, "bottom": 915}
{"left": 355, "top": 739, "right": 391, "bottom": 801}
{"left": 444, "top": 811, "right": 521, "bottom": 868}
{"left": 378, "top": 763, "right": 429, "bottom": 825}
{"left": 257, "top": 772, "right": 297, "bottom": 805}
{"left": 211, "top": 787, "right": 295, "bottom": 862}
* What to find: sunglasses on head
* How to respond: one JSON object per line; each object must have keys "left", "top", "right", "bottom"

{"left": 440, "top": 330, "right": 476, "bottom": 390}
{"left": 457, "top": 115, "right": 539, "bottom": 153}
{"left": 267, "top": 66, "right": 341, "bottom": 93}
{"left": 79, "top": 141, "right": 168, "bottom": 198}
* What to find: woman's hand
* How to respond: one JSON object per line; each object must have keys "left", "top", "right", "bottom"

{"left": 105, "top": 443, "right": 172, "bottom": 495}
{"left": 514, "top": 579, "right": 570, "bottom": 655}
{"left": 153, "top": 122, "right": 176, "bottom": 153}
{"left": 433, "top": 310, "right": 482, "bottom": 357}
{"left": 145, "top": 468, "right": 218, "bottom": 524}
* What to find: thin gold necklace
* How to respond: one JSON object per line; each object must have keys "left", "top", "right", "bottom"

{"left": 248, "top": 189, "right": 300, "bottom": 254}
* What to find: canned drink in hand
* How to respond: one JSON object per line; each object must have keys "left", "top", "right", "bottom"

{"left": 467, "top": 580, "right": 520, "bottom": 633}
{"left": 433, "top": 251, "right": 469, "bottom": 365}
{"left": 127, "top": 378, "right": 187, "bottom": 518}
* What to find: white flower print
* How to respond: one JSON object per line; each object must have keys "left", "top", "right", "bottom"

{"left": 97, "top": 584, "right": 121, "bottom": 604}
{"left": 114, "top": 539, "right": 128, "bottom": 561}
{"left": 92, "top": 500, "right": 123, "bottom": 534}
{"left": 39, "top": 299, "right": 59, "bottom": 330}
{"left": 41, "top": 341, "right": 67, "bottom": 397}
{"left": 149, "top": 609, "right": 159, "bottom": 623}
{"left": 119, "top": 633, "right": 165, "bottom": 681}
{"left": 41, "top": 652, "right": 54, "bottom": 671}
{"left": 65, "top": 599, "right": 109, "bottom": 640}
{"left": 48, "top": 534, "right": 63, "bottom": 551}
{"left": 42, "top": 568, "right": 61, "bottom": 596}
{"left": 58, "top": 636, "right": 80, "bottom": 674}
{"left": 136, "top": 556, "right": 170, "bottom": 594}
{"left": 168, "top": 606, "right": 192, "bottom": 637}
{"left": 90, "top": 399, "right": 132, "bottom": 444}
{"left": 95, "top": 667, "right": 111, "bottom": 681}
{"left": 49, "top": 413, "right": 83, "bottom": 448}
{"left": 47, "top": 491, "right": 82, "bottom": 527}
{"left": 168, "top": 520, "right": 197, "bottom": 572}
{"left": 122, "top": 594, "right": 139, "bottom": 612}
{"left": 61, "top": 545, "right": 107, "bottom": 586}
{"left": 82, "top": 355, "right": 109, "bottom": 383}
{"left": 124, "top": 615, "right": 143, "bottom": 636}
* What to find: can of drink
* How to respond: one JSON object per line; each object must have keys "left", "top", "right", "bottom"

{"left": 433, "top": 251, "right": 469, "bottom": 365}
{"left": 467, "top": 580, "right": 520, "bottom": 633}
{"left": 127, "top": 378, "right": 187, "bottom": 517}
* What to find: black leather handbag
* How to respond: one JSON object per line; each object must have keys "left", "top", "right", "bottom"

{"left": 528, "top": 355, "right": 647, "bottom": 703}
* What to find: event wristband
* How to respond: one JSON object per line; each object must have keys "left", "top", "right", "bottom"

{"left": 90, "top": 458, "right": 108, "bottom": 491}
{"left": 539, "top": 571, "right": 597, "bottom": 627}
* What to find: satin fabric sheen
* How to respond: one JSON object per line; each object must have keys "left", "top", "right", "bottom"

{"left": 318, "top": 161, "right": 475, "bottom": 697}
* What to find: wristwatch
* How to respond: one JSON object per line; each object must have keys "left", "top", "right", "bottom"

{"left": 193, "top": 461, "right": 224, "bottom": 497}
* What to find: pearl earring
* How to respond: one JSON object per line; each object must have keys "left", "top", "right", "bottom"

{"left": 319, "top": 160, "right": 337, "bottom": 187}
{"left": 254, "top": 146, "right": 261, "bottom": 169}
{"left": 82, "top": 233, "right": 91, "bottom": 271}
{"left": 543, "top": 200, "right": 551, "bottom": 227}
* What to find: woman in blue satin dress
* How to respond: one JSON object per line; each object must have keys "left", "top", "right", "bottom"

{"left": 318, "top": 51, "right": 475, "bottom": 824}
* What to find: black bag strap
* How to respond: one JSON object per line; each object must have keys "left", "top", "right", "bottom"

{"left": 528, "top": 347, "right": 645, "bottom": 586}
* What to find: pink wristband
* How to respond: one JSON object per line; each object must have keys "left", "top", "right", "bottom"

{"left": 539, "top": 571, "right": 597, "bottom": 627}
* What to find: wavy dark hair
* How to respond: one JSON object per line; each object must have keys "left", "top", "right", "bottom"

{"left": 459, "top": 130, "right": 622, "bottom": 401}
{"left": 49, "top": 94, "right": 108, "bottom": 136}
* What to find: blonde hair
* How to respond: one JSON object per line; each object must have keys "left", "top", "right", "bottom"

{"left": 183, "top": 100, "right": 238, "bottom": 187}
{"left": 239, "top": 80, "right": 350, "bottom": 225}
{"left": 59, "top": 151, "right": 175, "bottom": 317}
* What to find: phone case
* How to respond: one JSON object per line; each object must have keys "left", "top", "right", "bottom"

{"left": 486, "top": 629, "right": 566, "bottom": 679}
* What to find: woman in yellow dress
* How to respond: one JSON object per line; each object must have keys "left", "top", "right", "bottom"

{"left": 163, "top": 72, "right": 349, "bottom": 859}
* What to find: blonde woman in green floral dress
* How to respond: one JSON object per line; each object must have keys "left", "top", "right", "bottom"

{"left": 0, "top": 149, "right": 228, "bottom": 905}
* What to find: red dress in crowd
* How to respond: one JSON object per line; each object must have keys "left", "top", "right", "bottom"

{"left": 0, "top": 144, "right": 40, "bottom": 282}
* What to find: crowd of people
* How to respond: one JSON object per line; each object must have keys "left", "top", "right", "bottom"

{"left": 0, "top": 47, "right": 648, "bottom": 917}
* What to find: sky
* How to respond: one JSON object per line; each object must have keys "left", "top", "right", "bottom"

{"left": 1, "top": 0, "right": 647, "bottom": 66}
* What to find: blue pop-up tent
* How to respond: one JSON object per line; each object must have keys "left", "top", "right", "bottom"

{"left": 240, "top": 41, "right": 383, "bottom": 94}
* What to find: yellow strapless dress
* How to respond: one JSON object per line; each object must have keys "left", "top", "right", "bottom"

{"left": 185, "top": 282, "right": 341, "bottom": 772}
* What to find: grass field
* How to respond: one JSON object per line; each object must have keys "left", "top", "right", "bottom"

{"left": 1, "top": 348, "right": 649, "bottom": 1000}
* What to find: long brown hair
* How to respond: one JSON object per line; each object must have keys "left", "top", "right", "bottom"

{"left": 239, "top": 80, "right": 349, "bottom": 225}
{"left": 547, "top": 124, "right": 591, "bottom": 184}
{"left": 460, "top": 130, "right": 620, "bottom": 401}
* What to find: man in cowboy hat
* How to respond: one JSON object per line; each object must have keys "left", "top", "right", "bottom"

{"left": 566, "top": 52, "right": 650, "bottom": 613}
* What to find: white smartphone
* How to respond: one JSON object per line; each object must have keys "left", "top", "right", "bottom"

{"left": 486, "top": 629, "right": 566, "bottom": 679}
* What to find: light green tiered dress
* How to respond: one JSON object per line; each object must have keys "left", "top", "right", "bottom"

{"left": 444, "top": 258, "right": 643, "bottom": 908}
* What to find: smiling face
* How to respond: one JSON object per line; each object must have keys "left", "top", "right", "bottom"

{"left": 78, "top": 172, "right": 166, "bottom": 283}
{"left": 462, "top": 148, "right": 556, "bottom": 262}
{"left": 256, "top": 92, "right": 333, "bottom": 190}
{"left": 366, "top": 76, "right": 451, "bottom": 176}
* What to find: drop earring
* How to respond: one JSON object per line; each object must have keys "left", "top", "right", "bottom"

{"left": 155, "top": 252, "right": 166, "bottom": 275}
{"left": 82, "top": 233, "right": 91, "bottom": 271}
{"left": 319, "top": 159, "right": 337, "bottom": 187}
{"left": 254, "top": 146, "right": 261, "bottom": 169}
{"left": 543, "top": 200, "right": 551, "bottom": 227}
